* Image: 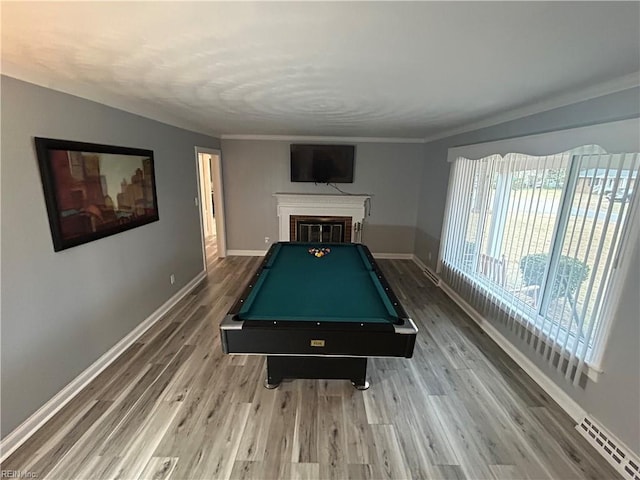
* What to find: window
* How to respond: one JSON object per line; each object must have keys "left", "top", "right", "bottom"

{"left": 439, "top": 119, "right": 639, "bottom": 384}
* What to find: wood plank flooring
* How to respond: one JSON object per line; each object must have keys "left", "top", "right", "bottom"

{"left": 1, "top": 238, "right": 621, "bottom": 479}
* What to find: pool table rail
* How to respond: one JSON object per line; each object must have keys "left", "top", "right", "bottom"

{"left": 220, "top": 313, "right": 417, "bottom": 358}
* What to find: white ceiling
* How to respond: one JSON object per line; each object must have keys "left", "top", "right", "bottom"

{"left": 2, "top": 2, "right": 639, "bottom": 140}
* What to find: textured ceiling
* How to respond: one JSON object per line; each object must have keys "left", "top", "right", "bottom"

{"left": 2, "top": 2, "right": 639, "bottom": 139}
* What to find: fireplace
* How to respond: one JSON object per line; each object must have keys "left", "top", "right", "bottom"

{"left": 290, "top": 215, "right": 352, "bottom": 243}
{"left": 275, "top": 193, "right": 370, "bottom": 243}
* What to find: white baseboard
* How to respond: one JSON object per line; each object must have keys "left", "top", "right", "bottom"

{"left": 438, "top": 280, "right": 586, "bottom": 422}
{"left": 371, "top": 253, "right": 414, "bottom": 259}
{"left": 411, "top": 254, "right": 429, "bottom": 271}
{"left": 0, "top": 270, "right": 207, "bottom": 463}
{"left": 227, "top": 249, "right": 267, "bottom": 256}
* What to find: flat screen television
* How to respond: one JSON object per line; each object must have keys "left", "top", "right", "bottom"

{"left": 290, "top": 144, "right": 355, "bottom": 183}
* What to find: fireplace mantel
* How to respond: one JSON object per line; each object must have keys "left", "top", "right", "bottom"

{"left": 274, "top": 193, "right": 371, "bottom": 242}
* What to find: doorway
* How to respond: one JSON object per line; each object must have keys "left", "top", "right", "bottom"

{"left": 195, "top": 147, "right": 226, "bottom": 269}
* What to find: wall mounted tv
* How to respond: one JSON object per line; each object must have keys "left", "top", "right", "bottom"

{"left": 290, "top": 144, "right": 355, "bottom": 183}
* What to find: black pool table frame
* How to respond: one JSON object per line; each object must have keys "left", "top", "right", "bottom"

{"left": 220, "top": 242, "right": 418, "bottom": 389}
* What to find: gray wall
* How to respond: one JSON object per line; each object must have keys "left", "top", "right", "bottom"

{"left": 1, "top": 76, "right": 220, "bottom": 436}
{"left": 415, "top": 86, "right": 640, "bottom": 454}
{"left": 220, "top": 139, "right": 424, "bottom": 254}
{"left": 3, "top": 72, "right": 637, "bottom": 457}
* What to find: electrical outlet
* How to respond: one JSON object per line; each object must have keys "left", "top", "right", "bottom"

{"left": 428, "top": 252, "right": 432, "bottom": 261}
{"left": 170, "top": 274, "right": 175, "bottom": 285}
{"left": 194, "top": 197, "right": 199, "bottom": 206}
{"left": 265, "top": 236, "right": 270, "bottom": 244}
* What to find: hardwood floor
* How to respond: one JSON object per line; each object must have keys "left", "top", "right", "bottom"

{"left": 1, "top": 241, "right": 621, "bottom": 479}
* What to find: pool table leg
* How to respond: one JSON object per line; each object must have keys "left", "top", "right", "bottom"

{"left": 265, "top": 356, "right": 370, "bottom": 389}
{"left": 265, "top": 370, "right": 283, "bottom": 389}
{"left": 265, "top": 380, "right": 281, "bottom": 389}
{"left": 350, "top": 364, "right": 369, "bottom": 390}
{"left": 352, "top": 380, "right": 370, "bottom": 390}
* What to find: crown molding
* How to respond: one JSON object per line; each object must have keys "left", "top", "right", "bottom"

{"left": 219, "top": 134, "right": 425, "bottom": 144}
{"left": 5, "top": 68, "right": 637, "bottom": 147}
{"left": 422, "top": 72, "right": 640, "bottom": 144}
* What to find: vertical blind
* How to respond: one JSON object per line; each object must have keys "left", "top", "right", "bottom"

{"left": 439, "top": 145, "right": 639, "bottom": 384}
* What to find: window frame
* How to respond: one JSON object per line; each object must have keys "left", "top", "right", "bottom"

{"left": 439, "top": 117, "right": 640, "bottom": 374}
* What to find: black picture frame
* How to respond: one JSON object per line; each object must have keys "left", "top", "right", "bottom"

{"left": 34, "top": 137, "right": 159, "bottom": 251}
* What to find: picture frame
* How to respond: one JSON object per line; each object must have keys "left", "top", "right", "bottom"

{"left": 34, "top": 137, "right": 159, "bottom": 251}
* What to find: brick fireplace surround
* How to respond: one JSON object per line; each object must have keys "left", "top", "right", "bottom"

{"left": 290, "top": 215, "right": 352, "bottom": 242}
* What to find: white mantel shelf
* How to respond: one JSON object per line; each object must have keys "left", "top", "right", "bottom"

{"left": 274, "top": 193, "right": 371, "bottom": 204}
{"left": 274, "top": 193, "right": 371, "bottom": 242}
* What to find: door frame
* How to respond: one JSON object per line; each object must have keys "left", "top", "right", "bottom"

{"left": 198, "top": 150, "right": 215, "bottom": 238}
{"left": 195, "top": 146, "right": 227, "bottom": 267}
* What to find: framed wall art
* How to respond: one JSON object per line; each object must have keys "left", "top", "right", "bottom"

{"left": 34, "top": 137, "right": 159, "bottom": 251}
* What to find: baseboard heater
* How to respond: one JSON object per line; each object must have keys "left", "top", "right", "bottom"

{"left": 422, "top": 268, "right": 439, "bottom": 286}
{"left": 577, "top": 416, "right": 640, "bottom": 480}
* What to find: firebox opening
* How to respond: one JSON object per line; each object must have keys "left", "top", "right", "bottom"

{"left": 290, "top": 215, "right": 352, "bottom": 243}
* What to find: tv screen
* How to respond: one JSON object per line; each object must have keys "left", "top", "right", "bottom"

{"left": 290, "top": 144, "right": 355, "bottom": 183}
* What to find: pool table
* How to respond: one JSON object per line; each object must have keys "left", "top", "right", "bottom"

{"left": 220, "top": 242, "right": 417, "bottom": 389}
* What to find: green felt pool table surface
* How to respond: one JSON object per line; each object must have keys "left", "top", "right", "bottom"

{"left": 238, "top": 242, "right": 398, "bottom": 323}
